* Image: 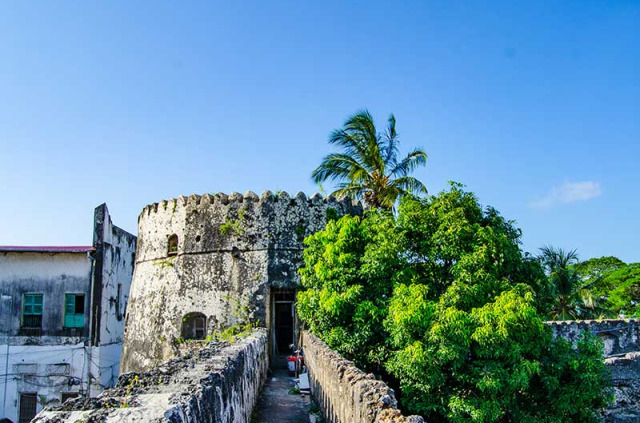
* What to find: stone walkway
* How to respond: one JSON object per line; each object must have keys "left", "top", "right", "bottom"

{"left": 253, "top": 357, "right": 311, "bottom": 423}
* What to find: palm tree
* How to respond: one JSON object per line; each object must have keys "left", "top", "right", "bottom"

{"left": 312, "top": 110, "right": 428, "bottom": 209}
{"left": 539, "top": 246, "right": 610, "bottom": 320}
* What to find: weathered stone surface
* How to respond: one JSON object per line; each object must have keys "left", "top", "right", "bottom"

{"left": 601, "top": 352, "right": 640, "bottom": 423}
{"left": 302, "top": 331, "right": 423, "bottom": 423}
{"left": 549, "top": 320, "right": 640, "bottom": 422}
{"left": 121, "top": 191, "right": 362, "bottom": 373}
{"left": 34, "top": 329, "right": 268, "bottom": 423}
{"left": 548, "top": 319, "right": 640, "bottom": 357}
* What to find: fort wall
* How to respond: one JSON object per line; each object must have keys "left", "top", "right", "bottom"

{"left": 302, "top": 331, "right": 423, "bottom": 423}
{"left": 548, "top": 319, "right": 640, "bottom": 357}
{"left": 121, "top": 191, "right": 361, "bottom": 373}
{"left": 549, "top": 319, "right": 640, "bottom": 422}
{"left": 35, "top": 329, "right": 268, "bottom": 423}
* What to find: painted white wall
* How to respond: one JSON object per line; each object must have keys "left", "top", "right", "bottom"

{"left": 0, "top": 205, "right": 136, "bottom": 422}
{"left": 0, "top": 343, "right": 87, "bottom": 423}
{"left": 0, "top": 253, "right": 91, "bottom": 282}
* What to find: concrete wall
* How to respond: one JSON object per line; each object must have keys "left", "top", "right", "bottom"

{"left": 121, "top": 191, "right": 361, "bottom": 373}
{"left": 35, "top": 329, "right": 269, "bottom": 423}
{"left": 0, "top": 204, "right": 136, "bottom": 422}
{"left": 302, "top": 331, "right": 423, "bottom": 423}
{"left": 90, "top": 204, "right": 137, "bottom": 394}
{"left": 0, "top": 343, "right": 88, "bottom": 422}
{"left": 0, "top": 252, "right": 91, "bottom": 421}
{"left": 0, "top": 252, "right": 92, "bottom": 340}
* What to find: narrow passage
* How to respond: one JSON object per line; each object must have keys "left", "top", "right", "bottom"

{"left": 253, "top": 357, "right": 311, "bottom": 423}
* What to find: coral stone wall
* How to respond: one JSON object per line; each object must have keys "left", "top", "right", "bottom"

{"left": 548, "top": 319, "right": 640, "bottom": 422}
{"left": 121, "top": 191, "right": 361, "bottom": 373}
{"left": 302, "top": 331, "right": 423, "bottom": 423}
{"left": 548, "top": 319, "right": 640, "bottom": 357}
{"left": 35, "top": 329, "right": 269, "bottom": 423}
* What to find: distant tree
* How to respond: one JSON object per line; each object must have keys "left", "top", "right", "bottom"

{"left": 603, "top": 263, "right": 640, "bottom": 317}
{"left": 312, "top": 110, "right": 428, "bottom": 209}
{"left": 539, "top": 246, "right": 610, "bottom": 320}
{"left": 574, "top": 256, "right": 627, "bottom": 298}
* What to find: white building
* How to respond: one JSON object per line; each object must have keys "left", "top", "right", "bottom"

{"left": 0, "top": 204, "right": 136, "bottom": 423}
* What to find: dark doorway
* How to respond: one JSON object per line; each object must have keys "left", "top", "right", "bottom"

{"left": 18, "top": 392, "right": 37, "bottom": 423}
{"left": 272, "top": 290, "right": 295, "bottom": 356}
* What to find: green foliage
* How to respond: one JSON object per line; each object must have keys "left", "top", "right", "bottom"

{"left": 219, "top": 219, "right": 243, "bottom": 235}
{"left": 539, "top": 247, "right": 615, "bottom": 320}
{"left": 298, "top": 183, "right": 610, "bottom": 421}
{"left": 575, "top": 256, "right": 627, "bottom": 294}
{"left": 298, "top": 210, "right": 399, "bottom": 368}
{"left": 212, "top": 295, "right": 257, "bottom": 343}
{"left": 153, "top": 255, "right": 176, "bottom": 268}
{"left": 603, "top": 263, "right": 640, "bottom": 317}
{"left": 311, "top": 110, "right": 428, "bottom": 209}
{"left": 325, "top": 207, "right": 339, "bottom": 222}
{"left": 387, "top": 287, "right": 610, "bottom": 421}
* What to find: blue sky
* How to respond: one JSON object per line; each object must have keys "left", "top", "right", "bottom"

{"left": 0, "top": 1, "right": 638, "bottom": 263}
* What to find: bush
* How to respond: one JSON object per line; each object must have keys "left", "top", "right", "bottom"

{"left": 298, "top": 183, "right": 610, "bottom": 422}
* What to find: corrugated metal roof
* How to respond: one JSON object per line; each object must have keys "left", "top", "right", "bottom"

{"left": 0, "top": 246, "right": 95, "bottom": 253}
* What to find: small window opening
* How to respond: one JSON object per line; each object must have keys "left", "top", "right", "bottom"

{"left": 181, "top": 312, "right": 206, "bottom": 340}
{"left": 64, "top": 294, "right": 85, "bottom": 328}
{"left": 116, "top": 284, "right": 123, "bottom": 321}
{"left": 22, "top": 294, "right": 43, "bottom": 328}
{"left": 168, "top": 234, "right": 179, "bottom": 256}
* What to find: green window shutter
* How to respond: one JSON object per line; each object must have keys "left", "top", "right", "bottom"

{"left": 65, "top": 294, "right": 75, "bottom": 314}
{"left": 23, "top": 294, "right": 43, "bottom": 316}
{"left": 64, "top": 294, "right": 84, "bottom": 328}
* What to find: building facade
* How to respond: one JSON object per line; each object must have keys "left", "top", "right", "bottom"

{"left": 0, "top": 204, "right": 136, "bottom": 423}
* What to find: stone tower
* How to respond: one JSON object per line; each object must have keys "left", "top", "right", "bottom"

{"left": 120, "top": 191, "right": 361, "bottom": 373}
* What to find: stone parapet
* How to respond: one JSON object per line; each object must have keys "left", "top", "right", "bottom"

{"left": 34, "top": 329, "right": 268, "bottom": 423}
{"left": 547, "top": 319, "right": 640, "bottom": 357}
{"left": 302, "top": 331, "right": 423, "bottom": 423}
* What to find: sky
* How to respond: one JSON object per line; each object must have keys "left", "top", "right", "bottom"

{"left": 0, "top": 1, "right": 638, "bottom": 263}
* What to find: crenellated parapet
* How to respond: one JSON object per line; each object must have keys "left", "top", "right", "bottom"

{"left": 121, "top": 190, "right": 362, "bottom": 373}
{"left": 135, "top": 191, "right": 361, "bottom": 263}
{"left": 139, "top": 190, "right": 360, "bottom": 220}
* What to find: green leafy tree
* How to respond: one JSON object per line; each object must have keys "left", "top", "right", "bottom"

{"left": 298, "top": 183, "right": 610, "bottom": 421}
{"left": 603, "top": 263, "right": 640, "bottom": 317}
{"left": 311, "top": 110, "right": 428, "bottom": 209}
{"left": 539, "top": 246, "right": 610, "bottom": 320}
{"left": 574, "top": 256, "right": 627, "bottom": 299}
{"left": 297, "top": 211, "right": 401, "bottom": 369}
{"left": 386, "top": 286, "right": 609, "bottom": 422}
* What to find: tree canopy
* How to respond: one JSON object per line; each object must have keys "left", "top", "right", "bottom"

{"left": 603, "top": 263, "right": 640, "bottom": 317}
{"left": 297, "top": 183, "right": 610, "bottom": 422}
{"left": 574, "top": 256, "right": 627, "bottom": 299}
{"left": 311, "top": 110, "right": 428, "bottom": 209}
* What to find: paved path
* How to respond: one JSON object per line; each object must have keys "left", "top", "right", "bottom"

{"left": 253, "top": 358, "right": 310, "bottom": 423}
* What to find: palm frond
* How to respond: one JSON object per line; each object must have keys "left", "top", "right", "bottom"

{"left": 331, "top": 183, "right": 370, "bottom": 201}
{"left": 328, "top": 129, "right": 370, "bottom": 171}
{"left": 382, "top": 114, "right": 399, "bottom": 167}
{"left": 345, "top": 110, "right": 384, "bottom": 172}
{"left": 390, "top": 149, "right": 428, "bottom": 177}
{"left": 312, "top": 153, "right": 373, "bottom": 184}
{"left": 389, "top": 176, "right": 428, "bottom": 196}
